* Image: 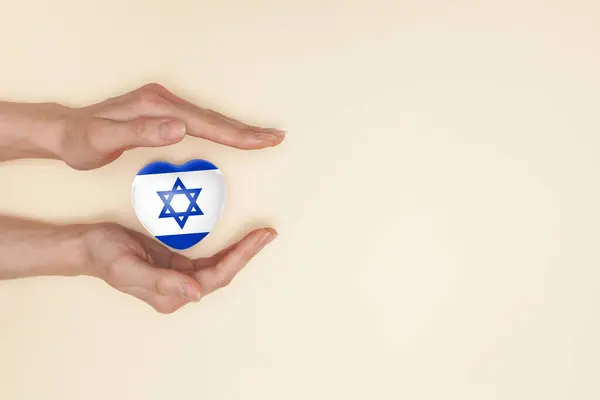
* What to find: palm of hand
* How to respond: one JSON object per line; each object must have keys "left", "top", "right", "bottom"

{"left": 83, "top": 223, "right": 276, "bottom": 314}
{"left": 53, "top": 83, "right": 282, "bottom": 311}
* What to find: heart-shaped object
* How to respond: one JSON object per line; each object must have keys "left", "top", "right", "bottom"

{"left": 131, "top": 159, "right": 226, "bottom": 250}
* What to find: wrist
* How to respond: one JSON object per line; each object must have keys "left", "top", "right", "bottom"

{"left": 48, "top": 223, "right": 90, "bottom": 277}
{"left": 0, "top": 218, "right": 89, "bottom": 280}
{"left": 0, "top": 101, "right": 71, "bottom": 162}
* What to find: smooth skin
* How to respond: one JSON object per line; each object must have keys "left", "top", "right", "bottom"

{"left": 0, "top": 83, "right": 284, "bottom": 314}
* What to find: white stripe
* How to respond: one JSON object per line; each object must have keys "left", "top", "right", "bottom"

{"left": 132, "top": 169, "right": 226, "bottom": 237}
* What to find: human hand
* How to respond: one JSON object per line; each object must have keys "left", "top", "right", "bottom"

{"left": 58, "top": 83, "right": 285, "bottom": 170}
{"left": 81, "top": 222, "right": 277, "bottom": 313}
{"left": 0, "top": 83, "right": 285, "bottom": 169}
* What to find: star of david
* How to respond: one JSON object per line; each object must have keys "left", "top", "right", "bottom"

{"left": 157, "top": 177, "right": 203, "bottom": 229}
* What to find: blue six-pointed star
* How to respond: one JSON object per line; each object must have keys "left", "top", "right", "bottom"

{"left": 157, "top": 177, "right": 203, "bottom": 229}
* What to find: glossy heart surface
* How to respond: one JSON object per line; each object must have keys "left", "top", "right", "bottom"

{"left": 131, "top": 159, "right": 226, "bottom": 250}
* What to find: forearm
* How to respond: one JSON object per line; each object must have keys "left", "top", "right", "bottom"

{"left": 0, "top": 101, "right": 68, "bottom": 162}
{"left": 0, "top": 216, "right": 87, "bottom": 279}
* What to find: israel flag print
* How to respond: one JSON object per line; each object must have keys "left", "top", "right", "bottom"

{"left": 131, "top": 160, "right": 226, "bottom": 250}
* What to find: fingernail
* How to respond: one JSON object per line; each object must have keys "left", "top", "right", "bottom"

{"left": 262, "top": 231, "right": 277, "bottom": 247}
{"left": 252, "top": 129, "right": 286, "bottom": 142}
{"left": 263, "top": 128, "right": 286, "bottom": 137}
{"left": 257, "top": 229, "right": 278, "bottom": 248}
{"left": 180, "top": 283, "right": 201, "bottom": 302}
{"left": 160, "top": 120, "right": 186, "bottom": 141}
{"left": 252, "top": 131, "right": 278, "bottom": 141}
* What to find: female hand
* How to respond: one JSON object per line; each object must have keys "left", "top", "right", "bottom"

{"left": 61, "top": 83, "right": 285, "bottom": 170}
{"left": 0, "top": 83, "right": 285, "bottom": 169}
{"left": 82, "top": 222, "right": 277, "bottom": 313}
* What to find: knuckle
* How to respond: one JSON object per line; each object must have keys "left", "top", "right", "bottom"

{"left": 135, "top": 89, "right": 165, "bottom": 108}
{"left": 141, "top": 82, "right": 165, "bottom": 92}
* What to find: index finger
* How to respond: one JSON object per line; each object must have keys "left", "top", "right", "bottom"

{"left": 121, "top": 83, "right": 287, "bottom": 150}
{"left": 193, "top": 228, "right": 278, "bottom": 295}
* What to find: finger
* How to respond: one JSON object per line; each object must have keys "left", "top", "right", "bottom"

{"left": 148, "top": 84, "right": 280, "bottom": 133}
{"left": 89, "top": 117, "right": 187, "bottom": 153}
{"left": 194, "top": 228, "right": 278, "bottom": 295}
{"left": 191, "top": 241, "right": 239, "bottom": 270}
{"left": 113, "top": 255, "right": 203, "bottom": 302}
{"left": 164, "top": 103, "right": 285, "bottom": 150}
{"left": 190, "top": 227, "right": 282, "bottom": 271}
{"left": 108, "top": 84, "right": 286, "bottom": 150}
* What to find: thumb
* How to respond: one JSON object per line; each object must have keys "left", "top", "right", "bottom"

{"left": 115, "top": 255, "right": 202, "bottom": 302}
{"left": 91, "top": 117, "right": 187, "bottom": 153}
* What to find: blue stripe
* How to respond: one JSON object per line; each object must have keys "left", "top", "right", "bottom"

{"left": 136, "top": 159, "right": 218, "bottom": 176}
{"left": 155, "top": 232, "right": 209, "bottom": 250}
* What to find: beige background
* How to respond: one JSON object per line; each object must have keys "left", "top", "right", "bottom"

{"left": 1, "top": 1, "right": 599, "bottom": 399}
